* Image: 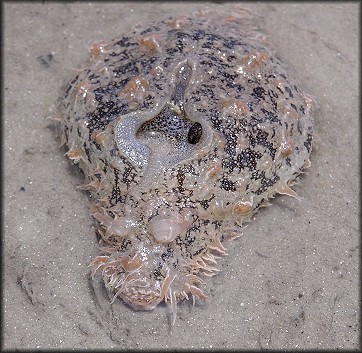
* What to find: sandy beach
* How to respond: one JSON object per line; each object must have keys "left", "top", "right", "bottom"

{"left": 4, "top": 2, "right": 359, "bottom": 349}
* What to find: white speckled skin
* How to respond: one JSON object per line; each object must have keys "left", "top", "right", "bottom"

{"left": 57, "top": 9, "right": 314, "bottom": 323}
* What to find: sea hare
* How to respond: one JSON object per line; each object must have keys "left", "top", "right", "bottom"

{"left": 56, "top": 8, "right": 315, "bottom": 324}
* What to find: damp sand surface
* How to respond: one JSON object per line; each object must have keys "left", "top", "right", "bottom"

{"left": 4, "top": 2, "right": 359, "bottom": 349}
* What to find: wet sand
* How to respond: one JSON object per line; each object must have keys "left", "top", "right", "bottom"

{"left": 4, "top": 2, "right": 359, "bottom": 349}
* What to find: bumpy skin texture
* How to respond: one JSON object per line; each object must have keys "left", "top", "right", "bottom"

{"left": 57, "top": 9, "right": 314, "bottom": 321}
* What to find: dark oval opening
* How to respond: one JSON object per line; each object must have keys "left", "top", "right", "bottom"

{"left": 187, "top": 122, "right": 203, "bottom": 144}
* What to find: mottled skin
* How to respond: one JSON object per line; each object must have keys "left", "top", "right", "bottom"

{"left": 57, "top": 10, "right": 314, "bottom": 322}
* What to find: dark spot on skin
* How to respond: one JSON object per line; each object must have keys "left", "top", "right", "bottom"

{"left": 253, "top": 86, "right": 266, "bottom": 99}
{"left": 220, "top": 177, "right": 236, "bottom": 191}
{"left": 285, "top": 86, "right": 294, "bottom": 98}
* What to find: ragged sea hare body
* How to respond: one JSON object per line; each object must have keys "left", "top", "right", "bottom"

{"left": 57, "top": 8, "right": 314, "bottom": 323}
